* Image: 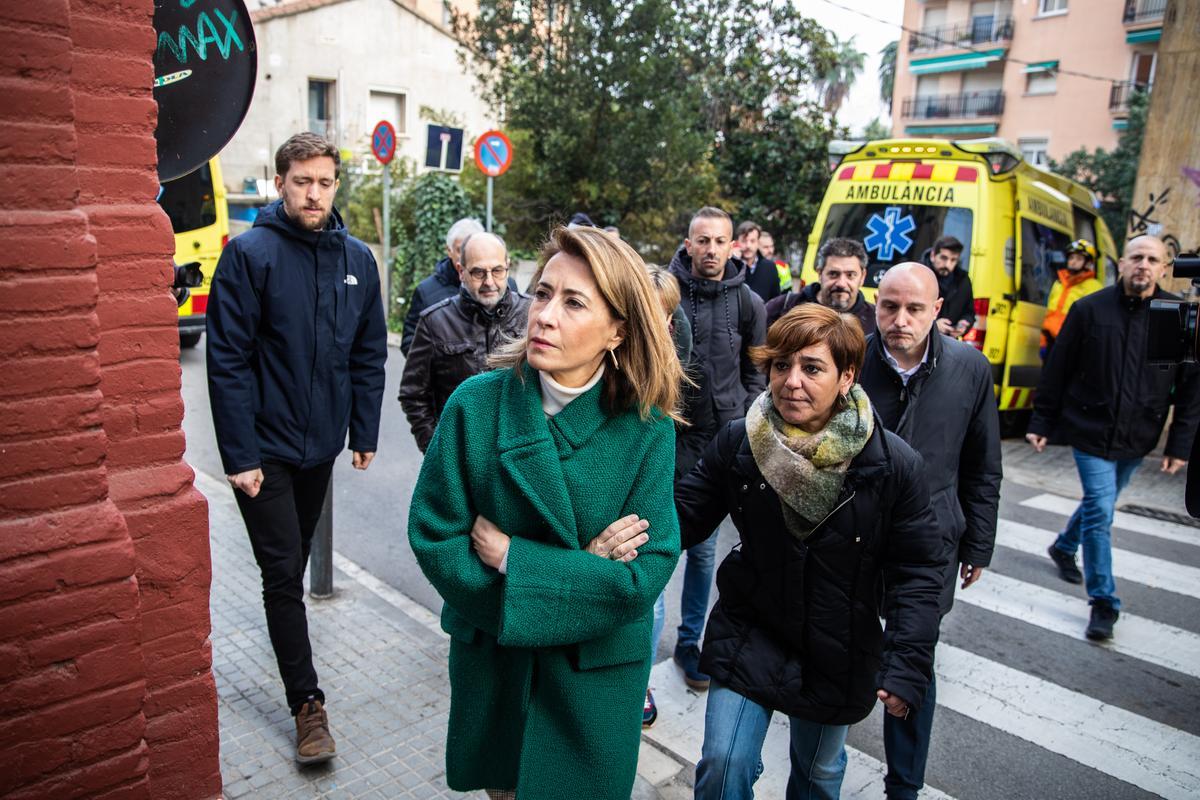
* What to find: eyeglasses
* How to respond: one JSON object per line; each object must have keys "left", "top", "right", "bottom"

{"left": 467, "top": 265, "right": 509, "bottom": 281}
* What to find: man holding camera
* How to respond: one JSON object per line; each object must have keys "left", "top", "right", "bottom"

{"left": 1026, "top": 235, "right": 1200, "bottom": 640}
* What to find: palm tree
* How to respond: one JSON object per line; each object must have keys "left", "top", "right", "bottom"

{"left": 879, "top": 40, "right": 897, "bottom": 114}
{"left": 818, "top": 34, "right": 866, "bottom": 116}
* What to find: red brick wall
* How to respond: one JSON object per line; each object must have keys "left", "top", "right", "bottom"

{"left": 0, "top": 0, "right": 220, "bottom": 797}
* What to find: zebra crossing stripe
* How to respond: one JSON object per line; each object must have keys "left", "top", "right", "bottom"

{"left": 996, "top": 519, "right": 1200, "bottom": 600}
{"left": 937, "top": 644, "right": 1200, "bottom": 800}
{"left": 956, "top": 570, "right": 1200, "bottom": 679}
{"left": 1020, "top": 493, "right": 1200, "bottom": 547}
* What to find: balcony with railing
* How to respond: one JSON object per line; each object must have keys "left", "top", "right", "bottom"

{"left": 901, "top": 91, "right": 1006, "bottom": 120}
{"left": 1123, "top": 0, "right": 1166, "bottom": 26}
{"left": 908, "top": 16, "right": 1014, "bottom": 53}
{"left": 1109, "top": 81, "right": 1150, "bottom": 114}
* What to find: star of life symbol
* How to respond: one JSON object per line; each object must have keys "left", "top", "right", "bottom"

{"left": 864, "top": 206, "right": 917, "bottom": 261}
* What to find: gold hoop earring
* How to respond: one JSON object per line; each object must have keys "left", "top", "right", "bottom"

{"left": 608, "top": 348, "right": 620, "bottom": 371}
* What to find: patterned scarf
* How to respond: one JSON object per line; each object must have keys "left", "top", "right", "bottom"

{"left": 746, "top": 384, "right": 874, "bottom": 541}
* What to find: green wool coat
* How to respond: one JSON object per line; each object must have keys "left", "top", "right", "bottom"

{"left": 408, "top": 364, "right": 680, "bottom": 800}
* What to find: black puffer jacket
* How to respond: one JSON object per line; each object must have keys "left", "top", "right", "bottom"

{"left": 1029, "top": 283, "right": 1200, "bottom": 461}
{"left": 398, "top": 287, "right": 530, "bottom": 452}
{"left": 859, "top": 331, "right": 1002, "bottom": 614}
{"left": 668, "top": 247, "right": 766, "bottom": 426}
{"left": 675, "top": 415, "right": 945, "bottom": 724}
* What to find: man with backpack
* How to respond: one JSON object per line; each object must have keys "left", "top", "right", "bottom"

{"left": 666, "top": 206, "right": 767, "bottom": 691}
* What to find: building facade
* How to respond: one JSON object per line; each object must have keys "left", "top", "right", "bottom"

{"left": 221, "top": 0, "right": 493, "bottom": 200}
{"left": 892, "top": 0, "right": 1164, "bottom": 163}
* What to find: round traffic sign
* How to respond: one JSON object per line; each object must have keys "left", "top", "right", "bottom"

{"left": 474, "top": 130, "right": 513, "bottom": 177}
{"left": 372, "top": 121, "right": 397, "bottom": 165}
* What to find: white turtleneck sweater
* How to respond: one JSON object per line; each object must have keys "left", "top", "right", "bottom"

{"left": 497, "top": 363, "right": 606, "bottom": 575}
{"left": 538, "top": 363, "right": 605, "bottom": 417}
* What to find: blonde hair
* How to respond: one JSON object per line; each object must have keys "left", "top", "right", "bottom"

{"left": 644, "top": 263, "right": 680, "bottom": 317}
{"left": 490, "top": 227, "right": 685, "bottom": 422}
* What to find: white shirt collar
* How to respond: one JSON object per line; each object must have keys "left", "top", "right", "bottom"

{"left": 538, "top": 363, "right": 605, "bottom": 417}
{"left": 882, "top": 338, "right": 930, "bottom": 386}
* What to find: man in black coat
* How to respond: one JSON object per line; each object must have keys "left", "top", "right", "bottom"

{"left": 399, "top": 217, "right": 484, "bottom": 355}
{"left": 734, "top": 219, "right": 782, "bottom": 302}
{"left": 667, "top": 206, "right": 767, "bottom": 692}
{"left": 207, "top": 133, "right": 387, "bottom": 764}
{"left": 398, "top": 232, "right": 530, "bottom": 452}
{"left": 859, "top": 262, "right": 1002, "bottom": 800}
{"left": 764, "top": 237, "right": 876, "bottom": 334}
{"left": 928, "top": 235, "right": 975, "bottom": 339}
{"left": 1027, "top": 235, "right": 1199, "bottom": 640}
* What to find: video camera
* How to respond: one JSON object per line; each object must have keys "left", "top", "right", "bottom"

{"left": 1147, "top": 255, "right": 1200, "bottom": 365}
{"left": 172, "top": 261, "right": 203, "bottom": 308}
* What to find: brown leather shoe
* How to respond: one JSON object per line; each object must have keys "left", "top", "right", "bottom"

{"left": 295, "top": 700, "right": 336, "bottom": 764}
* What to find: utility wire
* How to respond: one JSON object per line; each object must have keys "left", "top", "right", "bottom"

{"left": 813, "top": 0, "right": 1128, "bottom": 84}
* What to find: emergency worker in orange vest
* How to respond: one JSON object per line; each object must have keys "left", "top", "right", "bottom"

{"left": 1041, "top": 239, "right": 1103, "bottom": 358}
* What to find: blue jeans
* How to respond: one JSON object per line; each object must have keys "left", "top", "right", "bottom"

{"left": 1053, "top": 449, "right": 1142, "bottom": 610}
{"left": 678, "top": 535, "right": 717, "bottom": 647}
{"left": 651, "top": 591, "right": 666, "bottom": 660}
{"left": 695, "top": 682, "right": 849, "bottom": 800}
{"left": 883, "top": 674, "right": 936, "bottom": 800}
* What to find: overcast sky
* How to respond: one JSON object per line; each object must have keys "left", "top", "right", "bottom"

{"left": 798, "top": 0, "right": 904, "bottom": 136}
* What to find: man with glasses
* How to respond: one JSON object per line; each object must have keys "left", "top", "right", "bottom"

{"left": 399, "top": 232, "right": 530, "bottom": 452}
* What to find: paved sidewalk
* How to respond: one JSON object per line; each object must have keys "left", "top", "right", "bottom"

{"left": 199, "top": 469, "right": 690, "bottom": 799}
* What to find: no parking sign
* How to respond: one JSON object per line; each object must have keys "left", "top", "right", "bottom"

{"left": 474, "top": 130, "right": 513, "bottom": 177}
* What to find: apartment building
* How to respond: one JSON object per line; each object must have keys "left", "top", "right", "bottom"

{"left": 891, "top": 0, "right": 1165, "bottom": 164}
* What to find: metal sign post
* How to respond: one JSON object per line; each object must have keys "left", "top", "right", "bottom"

{"left": 372, "top": 120, "right": 397, "bottom": 307}
{"left": 473, "top": 130, "right": 513, "bottom": 233}
{"left": 309, "top": 478, "right": 334, "bottom": 599}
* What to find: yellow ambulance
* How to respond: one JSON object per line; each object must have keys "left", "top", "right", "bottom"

{"left": 156, "top": 157, "right": 229, "bottom": 349}
{"left": 802, "top": 138, "right": 1118, "bottom": 431}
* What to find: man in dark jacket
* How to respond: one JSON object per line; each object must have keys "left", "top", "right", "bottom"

{"left": 735, "top": 219, "right": 782, "bottom": 302}
{"left": 928, "top": 235, "right": 975, "bottom": 338}
{"left": 399, "top": 232, "right": 530, "bottom": 451}
{"left": 667, "top": 206, "right": 767, "bottom": 692}
{"left": 207, "top": 133, "right": 387, "bottom": 764}
{"left": 400, "top": 217, "right": 484, "bottom": 355}
{"left": 765, "top": 237, "right": 876, "bottom": 334}
{"left": 1027, "top": 235, "right": 1199, "bottom": 640}
{"left": 860, "top": 262, "right": 1001, "bottom": 800}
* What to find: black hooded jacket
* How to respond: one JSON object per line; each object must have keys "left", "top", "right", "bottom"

{"left": 206, "top": 200, "right": 388, "bottom": 474}
{"left": 668, "top": 247, "right": 766, "bottom": 428}
{"left": 676, "top": 417, "right": 945, "bottom": 723}
{"left": 1028, "top": 283, "right": 1200, "bottom": 461}
{"left": 859, "top": 331, "right": 1002, "bottom": 614}
{"left": 764, "top": 283, "right": 876, "bottom": 336}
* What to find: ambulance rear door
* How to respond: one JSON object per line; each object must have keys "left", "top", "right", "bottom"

{"left": 1007, "top": 181, "right": 1074, "bottom": 409}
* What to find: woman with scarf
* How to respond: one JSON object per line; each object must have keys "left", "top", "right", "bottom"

{"left": 675, "top": 303, "right": 946, "bottom": 799}
{"left": 408, "top": 227, "right": 684, "bottom": 800}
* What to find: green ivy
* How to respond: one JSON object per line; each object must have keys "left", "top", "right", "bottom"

{"left": 338, "top": 157, "right": 479, "bottom": 331}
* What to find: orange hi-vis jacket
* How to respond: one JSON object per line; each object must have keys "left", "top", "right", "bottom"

{"left": 1043, "top": 268, "right": 1102, "bottom": 341}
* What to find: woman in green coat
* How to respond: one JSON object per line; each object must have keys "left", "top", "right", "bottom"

{"left": 408, "top": 226, "right": 685, "bottom": 800}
